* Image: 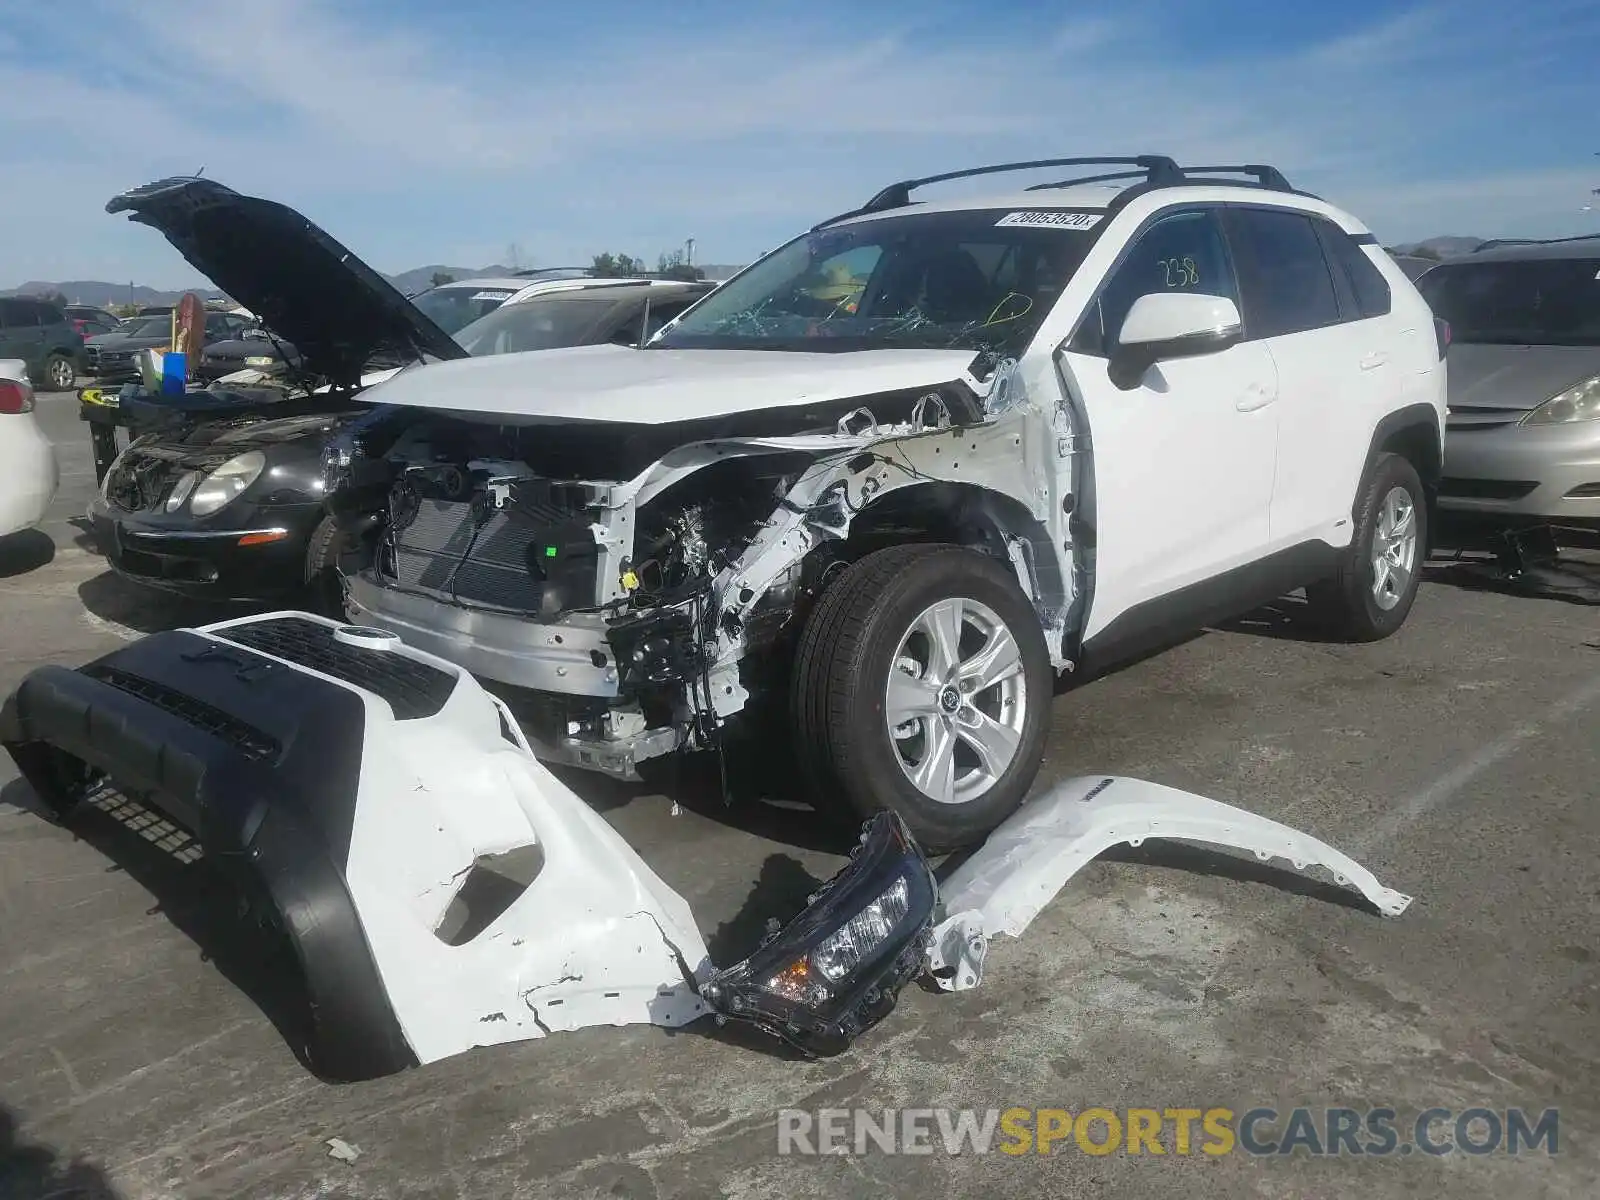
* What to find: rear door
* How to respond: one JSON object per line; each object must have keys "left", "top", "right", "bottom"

{"left": 0, "top": 299, "right": 45, "bottom": 372}
{"left": 1224, "top": 207, "right": 1384, "bottom": 551}
{"left": 1057, "top": 206, "right": 1280, "bottom": 639}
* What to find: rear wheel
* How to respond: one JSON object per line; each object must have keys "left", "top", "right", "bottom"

{"left": 1306, "top": 452, "right": 1427, "bottom": 641}
{"left": 790, "top": 543, "right": 1052, "bottom": 853}
{"left": 43, "top": 353, "right": 75, "bottom": 391}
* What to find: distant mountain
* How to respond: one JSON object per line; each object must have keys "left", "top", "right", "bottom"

{"left": 6, "top": 260, "right": 750, "bottom": 308}
{"left": 3, "top": 280, "right": 226, "bottom": 307}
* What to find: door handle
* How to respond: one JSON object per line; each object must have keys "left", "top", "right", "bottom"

{"left": 1360, "top": 351, "right": 1389, "bottom": 371}
{"left": 1235, "top": 384, "right": 1275, "bottom": 412}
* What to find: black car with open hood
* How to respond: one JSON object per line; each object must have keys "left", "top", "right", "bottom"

{"left": 84, "top": 176, "right": 470, "bottom": 611}
{"left": 105, "top": 176, "right": 467, "bottom": 387}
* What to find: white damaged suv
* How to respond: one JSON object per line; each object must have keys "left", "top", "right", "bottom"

{"left": 326, "top": 155, "right": 1448, "bottom": 851}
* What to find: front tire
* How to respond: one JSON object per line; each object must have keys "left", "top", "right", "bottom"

{"left": 1306, "top": 452, "right": 1427, "bottom": 641}
{"left": 790, "top": 544, "right": 1052, "bottom": 853}
{"left": 303, "top": 516, "right": 346, "bottom": 617}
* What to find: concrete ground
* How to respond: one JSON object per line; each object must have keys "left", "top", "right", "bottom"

{"left": 2, "top": 390, "right": 1597, "bottom": 1200}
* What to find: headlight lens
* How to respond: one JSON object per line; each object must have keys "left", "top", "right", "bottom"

{"left": 1521, "top": 376, "right": 1600, "bottom": 425}
{"left": 189, "top": 451, "right": 266, "bottom": 516}
{"left": 243, "top": 355, "right": 275, "bottom": 367}
{"left": 165, "top": 470, "right": 200, "bottom": 512}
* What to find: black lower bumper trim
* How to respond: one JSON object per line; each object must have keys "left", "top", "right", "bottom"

{"left": 0, "top": 632, "right": 417, "bottom": 1081}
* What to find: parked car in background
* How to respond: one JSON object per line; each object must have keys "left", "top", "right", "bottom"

{"left": 194, "top": 330, "right": 300, "bottom": 383}
{"left": 85, "top": 308, "right": 254, "bottom": 384}
{"left": 0, "top": 297, "right": 85, "bottom": 391}
{"left": 0, "top": 360, "right": 59, "bottom": 538}
{"left": 64, "top": 304, "right": 122, "bottom": 338}
{"left": 452, "top": 277, "right": 715, "bottom": 355}
{"left": 408, "top": 269, "right": 597, "bottom": 334}
{"left": 1388, "top": 254, "right": 1440, "bottom": 281}
{"left": 1414, "top": 235, "right": 1600, "bottom": 537}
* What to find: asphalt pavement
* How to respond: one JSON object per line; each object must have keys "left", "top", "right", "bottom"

{"left": 1, "top": 390, "right": 1597, "bottom": 1199}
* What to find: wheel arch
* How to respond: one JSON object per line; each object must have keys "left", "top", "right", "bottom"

{"left": 842, "top": 480, "right": 1069, "bottom": 616}
{"left": 1368, "top": 402, "right": 1443, "bottom": 501}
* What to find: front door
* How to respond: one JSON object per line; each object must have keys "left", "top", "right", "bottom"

{"left": 1055, "top": 207, "right": 1280, "bottom": 642}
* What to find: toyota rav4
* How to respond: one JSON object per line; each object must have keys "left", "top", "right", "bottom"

{"left": 325, "top": 155, "right": 1448, "bottom": 852}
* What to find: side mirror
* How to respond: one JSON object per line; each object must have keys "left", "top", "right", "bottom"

{"left": 1108, "top": 292, "right": 1244, "bottom": 390}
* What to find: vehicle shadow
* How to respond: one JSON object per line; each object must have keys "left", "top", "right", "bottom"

{"left": 0, "top": 1104, "right": 122, "bottom": 1200}
{"left": 0, "top": 529, "right": 56, "bottom": 580}
{"left": 547, "top": 733, "right": 858, "bottom": 858}
{"left": 0, "top": 776, "right": 322, "bottom": 1080}
{"left": 1212, "top": 590, "right": 1350, "bottom": 644}
{"left": 75, "top": 569, "right": 253, "bottom": 636}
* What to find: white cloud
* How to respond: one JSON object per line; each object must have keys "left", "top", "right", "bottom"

{"left": 0, "top": 0, "right": 1594, "bottom": 281}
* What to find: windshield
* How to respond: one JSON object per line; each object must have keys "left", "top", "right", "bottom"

{"left": 122, "top": 316, "right": 173, "bottom": 338}
{"left": 1416, "top": 258, "right": 1600, "bottom": 346}
{"left": 411, "top": 286, "right": 519, "bottom": 334}
{"left": 653, "top": 209, "right": 1099, "bottom": 353}
{"left": 454, "top": 294, "right": 626, "bottom": 356}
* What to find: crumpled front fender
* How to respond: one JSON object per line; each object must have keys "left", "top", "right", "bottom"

{"left": 925, "top": 774, "right": 1413, "bottom": 991}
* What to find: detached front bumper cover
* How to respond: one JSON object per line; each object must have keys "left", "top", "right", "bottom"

{"left": 1, "top": 613, "right": 1417, "bottom": 1077}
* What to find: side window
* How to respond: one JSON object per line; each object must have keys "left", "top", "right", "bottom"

{"left": 1318, "top": 223, "right": 1392, "bottom": 319}
{"left": 1226, "top": 208, "right": 1342, "bottom": 338}
{"left": 34, "top": 302, "right": 66, "bottom": 327}
{"left": 1071, "top": 209, "right": 1238, "bottom": 356}
{"left": 1, "top": 300, "right": 42, "bottom": 328}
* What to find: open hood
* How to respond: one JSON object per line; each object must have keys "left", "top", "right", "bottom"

{"left": 359, "top": 343, "right": 983, "bottom": 425}
{"left": 106, "top": 177, "right": 467, "bottom": 387}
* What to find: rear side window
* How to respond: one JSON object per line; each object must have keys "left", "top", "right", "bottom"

{"left": 1318, "top": 224, "right": 1392, "bottom": 319}
{"left": 33, "top": 301, "right": 67, "bottom": 326}
{"left": 1226, "top": 208, "right": 1342, "bottom": 339}
{"left": 0, "top": 299, "right": 41, "bottom": 328}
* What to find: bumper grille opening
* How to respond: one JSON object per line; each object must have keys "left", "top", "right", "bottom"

{"left": 213, "top": 616, "right": 456, "bottom": 719}
{"left": 1439, "top": 477, "right": 1538, "bottom": 501}
{"left": 84, "top": 665, "right": 281, "bottom": 761}
{"left": 1564, "top": 482, "right": 1600, "bottom": 500}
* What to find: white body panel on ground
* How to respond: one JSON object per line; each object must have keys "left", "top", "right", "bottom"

{"left": 199, "top": 613, "right": 711, "bottom": 1066}
{"left": 926, "top": 775, "right": 1413, "bottom": 992}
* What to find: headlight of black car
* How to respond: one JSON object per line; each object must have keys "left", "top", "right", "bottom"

{"left": 189, "top": 451, "right": 266, "bottom": 516}
{"left": 700, "top": 810, "right": 937, "bottom": 1056}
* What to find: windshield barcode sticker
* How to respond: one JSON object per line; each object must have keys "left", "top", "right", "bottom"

{"left": 995, "top": 211, "right": 1102, "bottom": 229}
{"left": 470, "top": 291, "right": 515, "bottom": 302}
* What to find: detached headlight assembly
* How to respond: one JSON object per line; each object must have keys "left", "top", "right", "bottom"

{"left": 1522, "top": 376, "right": 1600, "bottom": 425}
{"left": 189, "top": 451, "right": 266, "bottom": 516}
{"left": 700, "top": 810, "right": 937, "bottom": 1057}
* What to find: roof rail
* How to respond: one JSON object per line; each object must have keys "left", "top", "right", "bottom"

{"left": 815, "top": 155, "right": 1305, "bottom": 229}
{"left": 813, "top": 155, "right": 1183, "bottom": 229}
{"left": 1472, "top": 234, "right": 1600, "bottom": 252}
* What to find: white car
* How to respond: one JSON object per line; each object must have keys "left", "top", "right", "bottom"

{"left": 0, "top": 360, "right": 59, "bottom": 539}
{"left": 329, "top": 155, "right": 1447, "bottom": 852}
{"left": 407, "top": 270, "right": 599, "bottom": 335}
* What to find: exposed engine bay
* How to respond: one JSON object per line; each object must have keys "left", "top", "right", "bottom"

{"left": 327, "top": 356, "right": 1084, "bottom": 780}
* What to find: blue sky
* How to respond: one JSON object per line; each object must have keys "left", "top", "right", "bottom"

{"left": 2, "top": 0, "right": 1597, "bottom": 287}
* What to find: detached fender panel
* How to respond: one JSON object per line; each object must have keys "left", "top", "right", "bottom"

{"left": 0, "top": 612, "right": 709, "bottom": 1080}
{"left": 926, "top": 775, "right": 1413, "bottom": 991}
